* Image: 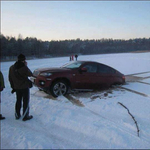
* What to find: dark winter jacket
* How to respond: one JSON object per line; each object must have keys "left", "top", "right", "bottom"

{"left": 0, "top": 71, "right": 5, "bottom": 91}
{"left": 9, "top": 61, "right": 33, "bottom": 90}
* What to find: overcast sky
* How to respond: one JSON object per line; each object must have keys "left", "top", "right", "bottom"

{"left": 1, "top": 1, "right": 150, "bottom": 41}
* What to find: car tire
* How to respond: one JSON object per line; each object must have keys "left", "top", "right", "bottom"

{"left": 50, "top": 80, "right": 68, "bottom": 97}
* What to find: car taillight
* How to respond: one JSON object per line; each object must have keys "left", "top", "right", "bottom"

{"left": 122, "top": 76, "right": 125, "bottom": 82}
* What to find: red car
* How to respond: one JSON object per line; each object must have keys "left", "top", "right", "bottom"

{"left": 31, "top": 61, "right": 125, "bottom": 97}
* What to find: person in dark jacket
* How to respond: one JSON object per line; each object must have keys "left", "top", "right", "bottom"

{"left": 9, "top": 54, "right": 33, "bottom": 121}
{"left": 0, "top": 71, "right": 5, "bottom": 120}
{"left": 75, "top": 54, "right": 78, "bottom": 61}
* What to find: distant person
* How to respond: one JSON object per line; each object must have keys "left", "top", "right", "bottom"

{"left": 70, "top": 56, "right": 72, "bottom": 61}
{"left": 0, "top": 71, "right": 5, "bottom": 120}
{"left": 72, "top": 55, "right": 74, "bottom": 61}
{"left": 75, "top": 54, "right": 78, "bottom": 61}
{"left": 9, "top": 54, "right": 33, "bottom": 121}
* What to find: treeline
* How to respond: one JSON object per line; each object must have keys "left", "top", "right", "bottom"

{"left": 1, "top": 34, "right": 150, "bottom": 60}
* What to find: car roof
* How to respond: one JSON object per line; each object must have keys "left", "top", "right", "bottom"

{"left": 75, "top": 61, "right": 117, "bottom": 70}
{"left": 75, "top": 60, "right": 105, "bottom": 65}
{"left": 75, "top": 60, "right": 98, "bottom": 63}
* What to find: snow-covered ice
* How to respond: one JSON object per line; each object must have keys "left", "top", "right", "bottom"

{"left": 1, "top": 52, "right": 150, "bottom": 149}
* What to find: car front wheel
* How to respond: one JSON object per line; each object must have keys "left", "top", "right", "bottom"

{"left": 50, "top": 80, "right": 68, "bottom": 97}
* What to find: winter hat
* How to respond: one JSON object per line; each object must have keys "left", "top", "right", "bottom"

{"left": 18, "top": 54, "right": 26, "bottom": 61}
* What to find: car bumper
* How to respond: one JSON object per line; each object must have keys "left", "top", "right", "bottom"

{"left": 30, "top": 76, "right": 52, "bottom": 89}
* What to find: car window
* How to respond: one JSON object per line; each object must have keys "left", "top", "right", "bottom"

{"left": 62, "top": 62, "right": 83, "bottom": 69}
{"left": 98, "top": 64, "right": 116, "bottom": 74}
{"left": 83, "top": 64, "right": 97, "bottom": 73}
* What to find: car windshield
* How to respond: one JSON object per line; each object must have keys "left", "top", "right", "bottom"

{"left": 61, "top": 62, "right": 83, "bottom": 69}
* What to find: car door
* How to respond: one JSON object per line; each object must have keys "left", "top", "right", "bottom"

{"left": 74, "top": 63, "right": 98, "bottom": 89}
{"left": 96, "top": 64, "right": 115, "bottom": 87}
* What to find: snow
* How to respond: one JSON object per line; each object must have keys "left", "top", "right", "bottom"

{"left": 143, "top": 78, "right": 150, "bottom": 83}
{"left": 134, "top": 72, "right": 150, "bottom": 78}
{"left": 123, "top": 82, "right": 150, "bottom": 96}
{"left": 1, "top": 52, "right": 150, "bottom": 149}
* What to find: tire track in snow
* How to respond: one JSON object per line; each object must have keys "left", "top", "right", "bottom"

{"left": 126, "top": 71, "right": 150, "bottom": 76}
{"left": 64, "top": 94, "right": 84, "bottom": 107}
{"left": 137, "top": 81, "right": 150, "bottom": 85}
{"left": 83, "top": 105, "right": 150, "bottom": 144}
{"left": 64, "top": 91, "right": 150, "bottom": 144}
{"left": 124, "top": 71, "right": 150, "bottom": 98}
{"left": 118, "top": 86, "right": 150, "bottom": 98}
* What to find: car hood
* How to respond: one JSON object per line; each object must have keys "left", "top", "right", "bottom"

{"left": 34, "top": 67, "right": 71, "bottom": 73}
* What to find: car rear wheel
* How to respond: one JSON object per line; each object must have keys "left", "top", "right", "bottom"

{"left": 50, "top": 80, "right": 68, "bottom": 97}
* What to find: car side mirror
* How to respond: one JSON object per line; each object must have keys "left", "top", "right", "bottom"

{"left": 80, "top": 67, "right": 87, "bottom": 73}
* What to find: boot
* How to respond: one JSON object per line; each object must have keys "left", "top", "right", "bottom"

{"left": 22, "top": 115, "right": 33, "bottom": 121}
{"left": 0, "top": 114, "right": 5, "bottom": 120}
{"left": 15, "top": 115, "right": 21, "bottom": 120}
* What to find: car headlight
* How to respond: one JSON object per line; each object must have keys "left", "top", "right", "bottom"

{"left": 40, "top": 72, "right": 52, "bottom": 77}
